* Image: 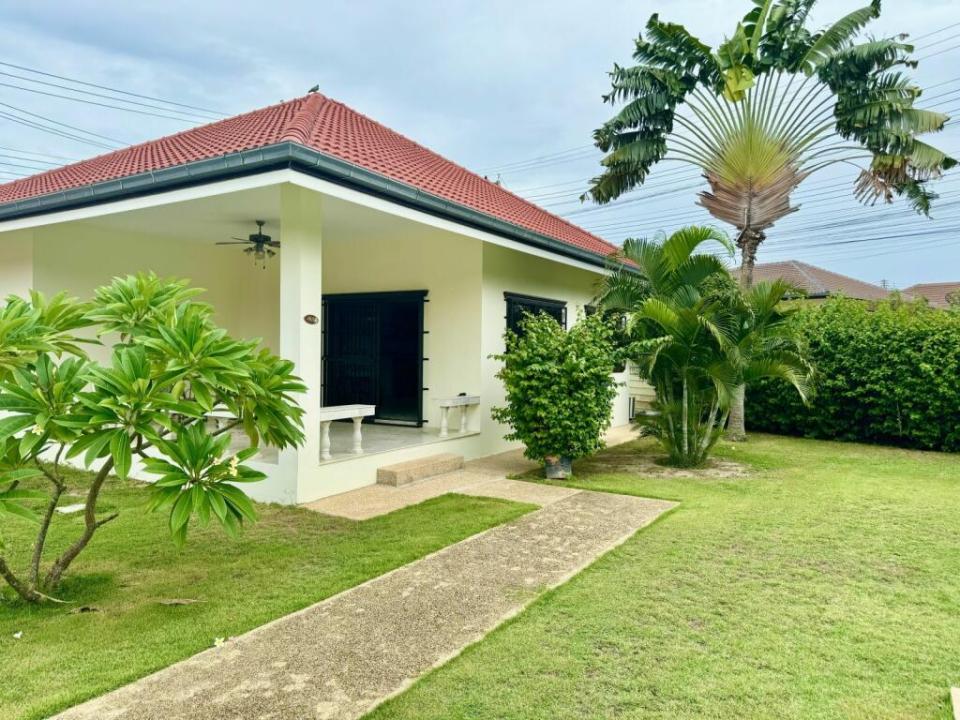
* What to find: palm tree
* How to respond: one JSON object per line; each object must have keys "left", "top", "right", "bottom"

{"left": 598, "top": 226, "right": 810, "bottom": 466}
{"left": 725, "top": 278, "right": 814, "bottom": 436}
{"left": 585, "top": 0, "right": 955, "bottom": 437}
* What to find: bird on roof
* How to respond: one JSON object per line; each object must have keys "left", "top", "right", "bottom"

{"left": 308, "top": 84, "right": 320, "bottom": 93}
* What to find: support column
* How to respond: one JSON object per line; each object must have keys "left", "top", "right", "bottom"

{"left": 278, "top": 184, "right": 324, "bottom": 501}
{"left": 351, "top": 416, "right": 364, "bottom": 454}
{"left": 439, "top": 406, "right": 450, "bottom": 437}
{"left": 319, "top": 421, "right": 332, "bottom": 461}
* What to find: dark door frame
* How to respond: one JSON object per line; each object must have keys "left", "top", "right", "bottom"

{"left": 321, "top": 290, "right": 428, "bottom": 426}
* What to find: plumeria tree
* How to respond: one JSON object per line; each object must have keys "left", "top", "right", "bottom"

{"left": 0, "top": 273, "right": 304, "bottom": 603}
{"left": 585, "top": 0, "right": 955, "bottom": 437}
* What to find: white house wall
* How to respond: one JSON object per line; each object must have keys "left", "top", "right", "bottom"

{"left": 28, "top": 221, "right": 280, "bottom": 359}
{"left": 478, "top": 242, "right": 632, "bottom": 459}
{"left": 321, "top": 221, "right": 484, "bottom": 432}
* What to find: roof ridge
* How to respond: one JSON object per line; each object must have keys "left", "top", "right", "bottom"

{"left": 279, "top": 93, "right": 326, "bottom": 145}
{"left": 319, "top": 96, "right": 618, "bottom": 256}
{"left": 904, "top": 281, "right": 960, "bottom": 289}
{"left": 787, "top": 261, "right": 829, "bottom": 295}
{"left": 792, "top": 260, "right": 885, "bottom": 291}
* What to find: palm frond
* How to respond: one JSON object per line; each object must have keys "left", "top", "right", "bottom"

{"left": 797, "top": 1, "right": 881, "bottom": 75}
{"left": 661, "top": 226, "right": 733, "bottom": 269}
{"left": 743, "top": 354, "right": 812, "bottom": 402}
{"left": 638, "top": 297, "right": 682, "bottom": 333}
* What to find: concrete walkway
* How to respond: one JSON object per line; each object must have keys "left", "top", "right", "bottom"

{"left": 55, "top": 447, "right": 673, "bottom": 720}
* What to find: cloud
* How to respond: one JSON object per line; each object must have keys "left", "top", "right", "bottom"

{"left": 0, "top": 0, "right": 956, "bottom": 285}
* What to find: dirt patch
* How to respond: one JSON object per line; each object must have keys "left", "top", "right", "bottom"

{"left": 574, "top": 446, "right": 750, "bottom": 479}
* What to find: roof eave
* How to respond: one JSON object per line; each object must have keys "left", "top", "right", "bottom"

{"left": 0, "top": 141, "right": 613, "bottom": 271}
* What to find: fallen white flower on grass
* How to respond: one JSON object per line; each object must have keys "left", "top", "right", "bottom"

{"left": 213, "top": 637, "right": 227, "bottom": 647}
{"left": 13, "top": 631, "right": 23, "bottom": 640}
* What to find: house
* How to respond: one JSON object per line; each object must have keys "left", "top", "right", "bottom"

{"left": 738, "top": 260, "right": 892, "bottom": 301}
{"left": 0, "top": 92, "right": 636, "bottom": 505}
{"left": 901, "top": 282, "right": 960, "bottom": 309}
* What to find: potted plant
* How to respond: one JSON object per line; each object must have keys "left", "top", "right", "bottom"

{"left": 492, "top": 311, "right": 620, "bottom": 479}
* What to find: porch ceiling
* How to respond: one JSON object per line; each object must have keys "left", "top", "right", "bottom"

{"left": 75, "top": 185, "right": 282, "bottom": 246}
{"left": 56, "top": 183, "right": 461, "bottom": 248}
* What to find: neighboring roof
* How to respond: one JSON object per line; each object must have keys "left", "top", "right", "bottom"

{"left": 739, "top": 260, "right": 891, "bottom": 301}
{"left": 0, "top": 93, "right": 618, "bottom": 265}
{"left": 902, "top": 282, "right": 960, "bottom": 309}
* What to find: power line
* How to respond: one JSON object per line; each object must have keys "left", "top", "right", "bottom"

{"left": 577, "top": 167, "right": 960, "bottom": 233}
{"left": 911, "top": 20, "right": 960, "bottom": 42}
{"left": 522, "top": 165, "right": 701, "bottom": 200}
{"left": 917, "top": 42, "right": 960, "bottom": 61}
{"left": 605, "top": 203, "right": 960, "bottom": 248}
{"left": 0, "top": 100, "right": 124, "bottom": 145}
{"left": 477, "top": 145, "right": 592, "bottom": 173}
{"left": 0, "top": 152, "right": 59, "bottom": 167}
{"left": 586, "top": 178, "right": 955, "bottom": 235}
{"left": 0, "top": 107, "right": 120, "bottom": 150}
{"left": 758, "top": 204, "right": 960, "bottom": 248}
{"left": 0, "top": 60, "right": 226, "bottom": 117}
{"left": 915, "top": 31, "right": 960, "bottom": 51}
{"left": 766, "top": 232, "right": 960, "bottom": 264}
{"left": 0, "top": 80, "right": 210, "bottom": 123}
{"left": 0, "top": 159, "right": 56, "bottom": 171}
{"left": 0, "top": 70, "right": 219, "bottom": 123}
{"left": 0, "top": 145, "right": 78, "bottom": 162}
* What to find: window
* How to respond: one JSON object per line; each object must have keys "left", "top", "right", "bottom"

{"left": 504, "top": 292, "right": 566, "bottom": 336}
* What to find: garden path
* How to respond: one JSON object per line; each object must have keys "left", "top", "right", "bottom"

{"left": 54, "top": 440, "right": 672, "bottom": 720}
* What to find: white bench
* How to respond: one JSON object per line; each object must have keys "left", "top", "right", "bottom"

{"left": 317, "top": 404, "right": 376, "bottom": 460}
{"left": 205, "top": 408, "right": 238, "bottom": 431}
{"left": 436, "top": 395, "right": 480, "bottom": 437}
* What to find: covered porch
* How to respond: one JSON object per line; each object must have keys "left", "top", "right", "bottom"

{"left": 0, "top": 176, "right": 489, "bottom": 503}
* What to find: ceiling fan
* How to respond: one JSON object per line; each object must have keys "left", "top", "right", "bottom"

{"left": 217, "top": 220, "right": 279, "bottom": 268}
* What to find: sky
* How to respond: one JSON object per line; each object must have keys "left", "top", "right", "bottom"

{"left": 0, "top": 0, "right": 958, "bottom": 289}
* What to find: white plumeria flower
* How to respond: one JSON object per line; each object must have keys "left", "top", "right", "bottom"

{"left": 213, "top": 636, "right": 226, "bottom": 647}
{"left": 30, "top": 424, "right": 44, "bottom": 436}
{"left": 228, "top": 455, "right": 239, "bottom": 478}
{"left": 13, "top": 631, "right": 23, "bottom": 640}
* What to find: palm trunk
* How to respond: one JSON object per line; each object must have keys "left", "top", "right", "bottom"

{"left": 728, "top": 228, "right": 764, "bottom": 440}
{"left": 681, "top": 375, "right": 689, "bottom": 460}
{"left": 735, "top": 228, "right": 763, "bottom": 290}
{"left": 726, "top": 383, "right": 747, "bottom": 441}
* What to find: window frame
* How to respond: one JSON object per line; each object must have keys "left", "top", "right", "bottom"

{"left": 504, "top": 292, "right": 567, "bottom": 336}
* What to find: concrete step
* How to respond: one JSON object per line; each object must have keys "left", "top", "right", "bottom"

{"left": 377, "top": 453, "right": 465, "bottom": 487}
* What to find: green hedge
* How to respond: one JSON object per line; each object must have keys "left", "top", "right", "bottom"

{"left": 748, "top": 296, "right": 960, "bottom": 451}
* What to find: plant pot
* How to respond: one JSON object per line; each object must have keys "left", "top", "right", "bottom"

{"left": 543, "top": 455, "right": 573, "bottom": 479}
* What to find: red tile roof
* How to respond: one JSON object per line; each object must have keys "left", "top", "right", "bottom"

{"left": 902, "top": 281, "right": 960, "bottom": 309}
{"left": 0, "top": 93, "right": 618, "bottom": 259}
{"left": 738, "top": 260, "right": 892, "bottom": 301}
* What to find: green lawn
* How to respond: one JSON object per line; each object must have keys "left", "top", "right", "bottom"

{"left": 0, "top": 469, "right": 533, "bottom": 720}
{"left": 370, "top": 434, "right": 960, "bottom": 720}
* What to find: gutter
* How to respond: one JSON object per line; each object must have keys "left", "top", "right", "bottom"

{"left": 0, "top": 142, "right": 613, "bottom": 271}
